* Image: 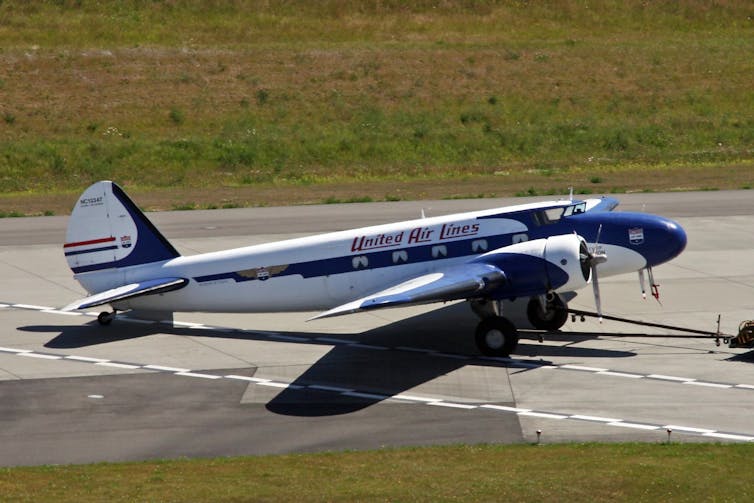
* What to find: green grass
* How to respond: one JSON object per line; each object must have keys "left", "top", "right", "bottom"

{"left": 1, "top": 443, "right": 753, "bottom": 502}
{"left": 0, "top": 0, "right": 751, "bottom": 209}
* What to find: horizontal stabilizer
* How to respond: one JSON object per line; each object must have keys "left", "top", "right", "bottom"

{"left": 311, "top": 263, "right": 505, "bottom": 320}
{"left": 63, "top": 277, "right": 188, "bottom": 311}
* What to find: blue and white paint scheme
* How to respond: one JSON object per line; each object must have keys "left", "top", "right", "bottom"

{"left": 63, "top": 181, "right": 687, "bottom": 356}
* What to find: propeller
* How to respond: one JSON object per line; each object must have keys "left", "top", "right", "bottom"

{"left": 579, "top": 225, "right": 608, "bottom": 321}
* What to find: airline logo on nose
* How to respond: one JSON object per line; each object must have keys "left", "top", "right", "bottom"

{"left": 628, "top": 227, "right": 644, "bottom": 245}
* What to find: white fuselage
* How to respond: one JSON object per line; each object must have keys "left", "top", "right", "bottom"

{"left": 73, "top": 200, "right": 644, "bottom": 314}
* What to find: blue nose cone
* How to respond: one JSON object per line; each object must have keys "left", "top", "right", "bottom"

{"left": 651, "top": 216, "right": 687, "bottom": 266}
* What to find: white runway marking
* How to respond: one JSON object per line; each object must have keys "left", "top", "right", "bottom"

{"left": 95, "top": 361, "right": 141, "bottom": 369}
{"left": 18, "top": 352, "right": 62, "bottom": 360}
{"left": 608, "top": 422, "right": 659, "bottom": 431}
{"left": 309, "top": 384, "right": 354, "bottom": 393}
{"left": 570, "top": 414, "right": 622, "bottom": 423}
{"left": 174, "top": 371, "right": 222, "bottom": 379}
{"left": 519, "top": 411, "right": 568, "bottom": 419}
{"left": 143, "top": 364, "right": 191, "bottom": 372}
{"left": 0, "top": 346, "right": 32, "bottom": 353}
{"left": 5, "top": 303, "right": 754, "bottom": 442}
{"left": 65, "top": 355, "right": 108, "bottom": 363}
{"left": 647, "top": 374, "right": 695, "bottom": 382}
{"left": 684, "top": 381, "right": 732, "bottom": 389}
{"left": 428, "top": 401, "right": 477, "bottom": 410}
{"left": 597, "top": 371, "right": 644, "bottom": 379}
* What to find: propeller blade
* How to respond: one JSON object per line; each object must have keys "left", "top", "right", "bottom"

{"left": 593, "top": 224, "right": 603, "bottom": 251}
{"left": 591, "top": 264, "right": 603, "bottom": 322}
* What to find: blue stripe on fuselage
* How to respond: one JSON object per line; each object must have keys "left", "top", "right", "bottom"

{"left": 193, "top": 231, "right": 520, "bottom": 284}
{"left": 191, "top": 205, "right": 684, "bottom": 285}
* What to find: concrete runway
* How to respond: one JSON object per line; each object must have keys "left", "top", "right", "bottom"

{"left": 1, "top": 190, "right": 754, "bottom": 466}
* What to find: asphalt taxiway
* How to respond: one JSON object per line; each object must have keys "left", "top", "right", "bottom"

{"left": 1, "top": 191, "right": 754, "bottom": 466}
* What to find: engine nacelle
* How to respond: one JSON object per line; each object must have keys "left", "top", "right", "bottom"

{"left": 474, "top": 233, "right": 591, "bottom": 299}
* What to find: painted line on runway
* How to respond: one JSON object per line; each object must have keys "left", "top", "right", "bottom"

{"left": 428, "top": 401, "right": 478, "bottom": 410}
{"left": 608, "top": 421, "right": 660, "bottom": 431}
{"left": 143, "top": 364, "right": 191, "bottom": 372}
{"left": 684, "top": 381, "right": 732, "bottom": 389}
{"left": 10, "top": 303, "right": 752, "bottom": 393}
{"left": 596, "top": 370, "right": 644, "bottom": 379}
{"left": 570, "top": 414, "right": 623, "bottom": 423}
{"left": 95, "top": 361, "right": 141, "bottom": 370}
{"left": 64, "top": 355, "right": 109, "bottom": 363}
{"left": 18, "top": 352, "right": 62, "bottom": 360}
{"left": 11, "top": 303, "right": 55, "bottom": 311}
{"left": 309, "top": 384, "right": 354, "bottom": 393}
{"left": 6, "top": 300, "right": 754, "bottom": 396}
{"left": 647, "top": 374, "right": 695, "bottom": 382}
{"left": 0, "top": 346, "right": 32, "bottom": 353}
{"left": 174, "top": 371, "right": 223, "bottom": 379}
{"left": 8, "top": 303, "right": 754, "bottom": 438}
{"left": 2, "top": 343, "right": 754, "bottom": 443}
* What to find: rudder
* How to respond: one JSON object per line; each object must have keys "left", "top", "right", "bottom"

{"left": 64, "top": 181, "right": 180, "bottom": 274}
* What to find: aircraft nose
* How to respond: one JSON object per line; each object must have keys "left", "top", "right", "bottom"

{"left": 647, "top": 216, "right": 687, "bottom": 266}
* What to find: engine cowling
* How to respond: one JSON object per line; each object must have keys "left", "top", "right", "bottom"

{"left": 474, "top": 233, "right": 591, "bottom": 299}
{"left": 543, "top": 233, "right": 592, "bottom": 293}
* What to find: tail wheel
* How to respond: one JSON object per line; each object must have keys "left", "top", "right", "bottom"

{"left": 475, "top": 316, "right": 519, "bottom": 357}
{"left": 97, "top": 311, "right": 114, "bottom": 326}
{"left": 527, "top": 295, "right": 568, "bottom": 331}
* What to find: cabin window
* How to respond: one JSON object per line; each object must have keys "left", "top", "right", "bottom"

{"left": 472, "top": 239, "right": 488, "bottom": 253}
{"left": 431, "top": 245, "right": 448, "bottom": 258}
{"left": 392, "top": 250, "right": 408, "bottom": 264}
{"left": 352, "top": 256, "right": 368, "bottom": 269}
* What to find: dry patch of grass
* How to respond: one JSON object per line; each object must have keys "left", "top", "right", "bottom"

{"left": 1, "top": 162, "right": 750, "bottom": 217}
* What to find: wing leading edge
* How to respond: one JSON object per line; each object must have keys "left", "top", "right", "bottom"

{"left": 311, "top": 263, "right": 505, "bottom": 320}
{"left": 63, "top": 277, "right": 189, "bottom": 311}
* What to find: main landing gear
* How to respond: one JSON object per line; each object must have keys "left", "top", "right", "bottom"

{"left": 470, "top": 294, "right": 570, "bottom": 357}
{"left": 475, "top": 316, "right": 519, "bottom": 357}
{"left": 470, "top": 299, "right": 519, "bottom": 357}
{"left": 526, "top": 293, "right": 568, "bottom": 332}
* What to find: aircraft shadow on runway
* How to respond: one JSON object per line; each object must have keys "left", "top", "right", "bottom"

{"left": 20, "top": 303, "right": 638, "bottom": 418}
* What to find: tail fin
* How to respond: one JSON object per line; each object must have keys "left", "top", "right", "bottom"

{"left": 64, "top": 181, "right": 180, "bottom": 274}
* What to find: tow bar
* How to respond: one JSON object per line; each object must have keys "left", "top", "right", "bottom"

{"left": 566, "top": 309, "right": 739, "bottom": 347}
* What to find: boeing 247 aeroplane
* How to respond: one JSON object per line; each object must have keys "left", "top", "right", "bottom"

{"left": 63, "top": 181, "right": 687, "bottom": 356}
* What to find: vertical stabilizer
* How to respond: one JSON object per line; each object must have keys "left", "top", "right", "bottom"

{"left": 64, "top": 181, "right": 180, "bottom": 274}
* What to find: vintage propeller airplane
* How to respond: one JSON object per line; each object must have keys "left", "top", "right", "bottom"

{"left": 63, "top": 181, "right": 687, "bottom": 356}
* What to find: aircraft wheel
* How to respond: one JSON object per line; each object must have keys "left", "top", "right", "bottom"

{"left": 526, "top": 295, "right": 568, "bottom": 331}
{"left": 475, "top": 316, "right": 519, "bottom": 357}
{"left": 97, "top": 311, "right": 113, "bottom": 326}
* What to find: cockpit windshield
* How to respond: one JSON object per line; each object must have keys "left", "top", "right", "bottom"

{"left": 533, "top": 202, "right": 587, "bottom": 225}
{"left": 563, "top": 202, "right": 587, "bottom": 216}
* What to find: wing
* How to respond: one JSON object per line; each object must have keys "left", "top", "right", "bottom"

{"left": 63, "top": 277, "right": 188, "bottom": 311}
{"left": 311, "top": 263, "right": 505, "bottom": 320}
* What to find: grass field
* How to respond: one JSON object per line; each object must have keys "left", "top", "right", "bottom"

{"left": 1, "top": 443, "right": 753, "bottom": 501}
{"left": 0, "top": 1, "right": 752, "bottom": 215}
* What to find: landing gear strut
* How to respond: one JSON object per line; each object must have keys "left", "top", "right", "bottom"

{"left": 526, "top": 294, "right": 568, "bottom": 331}
{"left": 475, "top": 316, "right": 519, "bottom": 357}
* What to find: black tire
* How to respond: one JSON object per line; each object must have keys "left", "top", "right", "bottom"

{"left": 526, "top": 295, "right": 568, "bottom": 331}
{"left": 97, "top": 311, "right": 113, "bottom": 326}
{"left": 475, "top": 316, "right": 519, "bottom": 357}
